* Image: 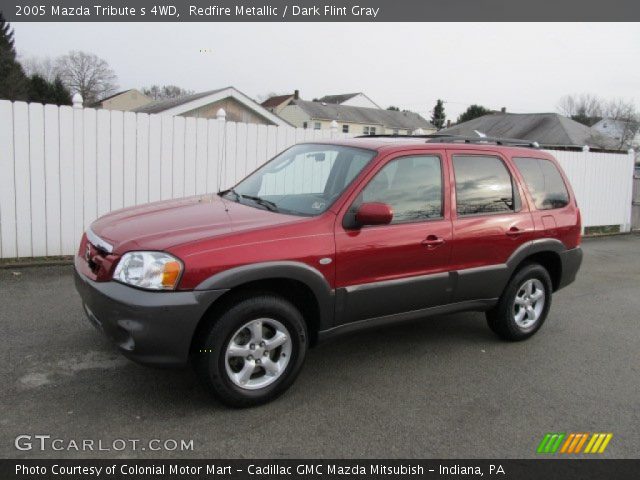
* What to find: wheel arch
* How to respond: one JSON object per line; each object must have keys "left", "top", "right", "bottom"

{"left": 506, "top": 239, "right": 565, "bottom": 291}
{"left": 190, "top": 262, "right": 334, "bottom": 352}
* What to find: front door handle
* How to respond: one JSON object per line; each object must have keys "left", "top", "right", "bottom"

{"left": 506, "top": 226, "right": 527, "bottom": 236}
{"left": 422, "top": 235, "right": 445, "bottom": 248}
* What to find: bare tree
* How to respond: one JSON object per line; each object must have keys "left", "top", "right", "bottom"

{"left": 20, "top": 54, "right": 57, "bottom": 82}
{"left": 559, "top": 94, "right": 640, "bottom": 149}
{"left": 54, "top": 51, "right": 118, "bottom": 104}
{"left": 142, "top": 84, "right": 194, "bottom": 101}
{"left": 603, "top": 98, "right": 640, "bottom": 149}
{"left": 557, "top": 93, "right": 604, "bottom": 126}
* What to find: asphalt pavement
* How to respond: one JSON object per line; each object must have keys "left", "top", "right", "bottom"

{"left": 1, "top": 235, "right": 639, "bottom": 458}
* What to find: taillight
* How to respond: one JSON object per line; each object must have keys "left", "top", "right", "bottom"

{"left": 575, "top": 208, "right": 582, "bottom": 246}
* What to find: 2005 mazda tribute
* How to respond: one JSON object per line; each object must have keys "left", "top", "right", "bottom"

{"left": 75, "top": 136, "right": 582, "bottom": 407}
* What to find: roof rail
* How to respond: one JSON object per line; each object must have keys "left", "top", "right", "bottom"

{"left": 356, "top": 134, "right": 540, "bottom": 148}
{"left": 424, "top": 134, "right": 540, "bottom": 148}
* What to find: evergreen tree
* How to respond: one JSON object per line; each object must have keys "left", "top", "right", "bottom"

{"left": 51, "top": 77, "right": 72, "bottom": 105}
{"left": 28, "top": 74, "right": 72, "bottom": 105}
{"left": 430, "top": 99, "right": 446, "bottom": 130}
{"left": 28, "top": 74, "right": 50, "bottom": 102}
{"left": 457, "top": 104, "right": 491, "bottom": 124}
{"left": 0, "top": 12, "right": 29, "bottom": 101}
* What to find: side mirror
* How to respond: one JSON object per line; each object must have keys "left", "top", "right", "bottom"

{"left": 355, "top": 202, "right": 393, "bottom": 226}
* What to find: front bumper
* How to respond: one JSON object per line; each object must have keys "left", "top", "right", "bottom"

{"left": 74, "top": 261, "right": 228, "bottom": 367}
{"left": 557, "top": 246, "right": 583, "bottom": 290}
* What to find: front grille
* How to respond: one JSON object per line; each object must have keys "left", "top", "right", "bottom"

{"left": 87, "top": 242, "right": 111, "bottom": 275}
{"left": 80, "top": 233, "right": 119, "bottom": 281}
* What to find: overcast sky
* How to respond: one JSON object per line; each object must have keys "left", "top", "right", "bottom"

{"left": 12, "top": 22, "right": 640, "bottom": 119}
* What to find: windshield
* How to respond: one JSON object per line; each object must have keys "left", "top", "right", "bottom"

{"left": 222, "top": 144, "right": 376, "bottom": 216}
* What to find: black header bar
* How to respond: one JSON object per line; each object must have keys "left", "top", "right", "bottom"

{"left": 2, "top": 459, "right": 640, "bottom": 480}
{"left": 3, "top": 0, "right": 640, "bottom": 22}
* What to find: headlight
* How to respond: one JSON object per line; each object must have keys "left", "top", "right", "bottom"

{"left": 113, "top": 251, "right": 183, "bottom": 290}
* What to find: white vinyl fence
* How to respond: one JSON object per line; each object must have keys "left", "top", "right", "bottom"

{"left": 550, "top": 149, "right": 635, "bottom": 232}
{"left": 0, "top": 100, "right": 635, "bottom": 259}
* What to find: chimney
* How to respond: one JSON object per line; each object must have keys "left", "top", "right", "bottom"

{"left": 501, "top": 107, "right": 506, "bottom": 113}
{"left": 294, "top": 90, "right": 299, "bottom": 100}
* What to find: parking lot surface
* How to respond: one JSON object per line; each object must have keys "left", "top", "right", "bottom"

{"left": 1, "top": 235, "right": 639, "bottom": 458}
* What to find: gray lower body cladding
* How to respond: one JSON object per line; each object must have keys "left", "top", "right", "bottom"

{"left": 74, "top": 267, "right": 227, "bottom": 367}
{"left": 557, "top": 246, "right": 583, "bottom": 290}
{"left": 74, "top": 246, "right": 582, "bottom": 366}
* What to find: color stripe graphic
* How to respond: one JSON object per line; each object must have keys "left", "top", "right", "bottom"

{"left": 537, "top": 433, "right": 613, "bottom": 454}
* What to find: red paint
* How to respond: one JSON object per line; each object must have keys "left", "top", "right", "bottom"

{"left": 355, "top": 202, "right": 394, "bottom": 226}
{"left": 78, "top": 139, "right": 581, "bottom": 290}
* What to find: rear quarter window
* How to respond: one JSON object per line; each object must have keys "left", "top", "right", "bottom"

{"left": 513, "top": 157, "right": 570, "bottom": 210}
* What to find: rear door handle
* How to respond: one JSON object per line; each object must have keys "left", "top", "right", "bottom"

{"left": 422, "top": 235, "right": 445, "bottom": 248}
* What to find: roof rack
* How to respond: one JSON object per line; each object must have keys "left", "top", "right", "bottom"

{"left": 356, "top": 134, "right": 540, "bottom": 148}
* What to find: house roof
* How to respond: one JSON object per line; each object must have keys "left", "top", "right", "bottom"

{"left": 438, "top": 112, "right": 620, "bottom": 150}
{"left": 317, "top": 92, "right": 382, "bottom": 109}
{"left": 261, "top": 94, "right": 294, "bottom": 109}
{"left": 317, "top": 93, "right": 360, "bottom": 104}
{"left": 294, "top": 100, "right": 434, "bottom": 130}
{"left": 90, "top": 89, "right": 141, "bottom": 107}
{"left": 133, "top": 88, "right": 228, "bottom": 114}
{"left": 132, "top": 87, "right": 289, "bottom": 126}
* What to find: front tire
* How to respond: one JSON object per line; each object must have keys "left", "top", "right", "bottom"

{"left": 195, "top": 294, "right": 307, "bottom": 407}
{"left": 486, "top": 263, "right": 552, "bottom": 341}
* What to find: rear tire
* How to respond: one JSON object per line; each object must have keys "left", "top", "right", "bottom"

{"left": 486, "top": 263, "right": 552, "bottom": 341}
{"left": 195, "top": 294, "right": 307, "bottom": 407}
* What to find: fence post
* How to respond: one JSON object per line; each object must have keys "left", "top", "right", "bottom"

{"left": 72, "top": 93, "right": 83, "bottom": 109}
{"left": 216, "top": 108, "right": 226, "bottom": 191}
{"left": 72, "top": 97, "right": 84, "bottom": 244}
{"left": 330, "top": 120, "right": 338, "bottom": 138}
{"left": 625, "top": 148, "right": 636, "bottom": 232}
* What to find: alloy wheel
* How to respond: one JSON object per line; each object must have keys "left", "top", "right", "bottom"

{"left": 224, "top": 318, "right": 292, "bottom": 390}
{"left": 513, "top": 278, "right": 546, "bottom": 329}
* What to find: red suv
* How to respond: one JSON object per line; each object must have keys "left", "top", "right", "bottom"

{"left": 75, "top": 136, "right": 582, "bottom": 407}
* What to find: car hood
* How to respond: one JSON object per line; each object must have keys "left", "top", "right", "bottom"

{"left": 90, "top": 194, "right": 304, "bottom": 253}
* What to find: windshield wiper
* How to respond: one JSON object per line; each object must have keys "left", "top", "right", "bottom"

{"left": 218, "top": 188, "right": 278, "bottom": 212}
{"left": 240, "top": 194, "right": 279, "bottom": 212}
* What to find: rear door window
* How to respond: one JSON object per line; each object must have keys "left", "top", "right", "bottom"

{"left": 453, "top": 155, "right": 519, "bottom": 216}
{"left": 513, "top": 157, "right": 570, "bottom": 210}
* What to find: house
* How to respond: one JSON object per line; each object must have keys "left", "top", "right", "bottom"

{"left": 316, "top": 92, "right": 381, "bottom": 109}
{"left": 592, "top": 118, "right": 640, "bottom": 149}
{"left": 92, "top": 89, "right": 153, "bottom": 111}
{"left": 133, "top": 87, "right": 289, "bottom": 126}
{"left": 261, "top": 90, "right": 298, "bottom": 114}
{"left": 438, "top": 112, "right": 620, "bottom": 150}
{"left": 278, "top": 99, "right": 435, "bottom": 135}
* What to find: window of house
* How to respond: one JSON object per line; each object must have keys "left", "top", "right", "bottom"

{"left": 342, "top": 125, "right": 349, "bottom": 133}
{"left": 453, "top": 155, "right": 518, "bottom": 216}
{"left": 314, "top": 122, "right": 321, "bottom": 130}
{"left": 363, "top": 126, "right": 370, "bottom": 135}
{"left": 513, "top": 157, "right": 570, "bottom": 210}
{"left": 370, "top": 127, "right": 377, "bottom": 135}
{"left": 392, "top": 129, "right": 399, "bottom": 135}
{"left": 303, "top": 122, "right": 308, "bottom": 129}
{"left": 356, "top": 155, "right": 443, "bottom": 223}
{"left": 406, "top": 130, "right": 412, "bottom": 136}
